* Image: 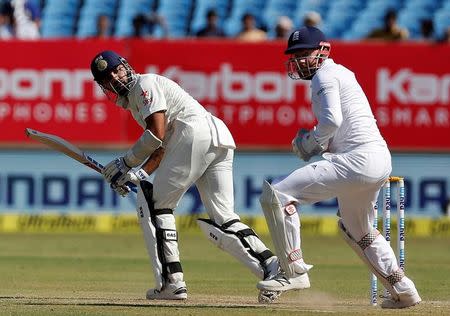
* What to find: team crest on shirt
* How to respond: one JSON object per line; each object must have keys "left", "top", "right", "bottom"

{"left": 141, "top": 89, "right": 153, "bottom": 105}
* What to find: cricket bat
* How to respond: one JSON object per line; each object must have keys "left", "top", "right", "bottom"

{"left": 25, "top": 128, "right": 137, "bottom": 193}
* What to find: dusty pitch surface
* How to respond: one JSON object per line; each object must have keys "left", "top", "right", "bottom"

{"left": 1, "top": 292, "right": 447, "bottom": 315}
{"left": 1, "top": 233, "right": 449, "bottom": 315}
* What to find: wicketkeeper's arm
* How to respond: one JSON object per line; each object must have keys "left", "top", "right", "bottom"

{"left": 314, "top": 79, "right": 342, "bottom": 145}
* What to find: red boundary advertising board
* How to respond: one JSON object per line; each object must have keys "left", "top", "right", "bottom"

{"left": 1, "top": 39, "right": 449, "bottom": 151}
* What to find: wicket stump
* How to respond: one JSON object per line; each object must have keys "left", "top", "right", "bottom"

{"left": 370, "top": 176, "right": 405, "bottom": 306}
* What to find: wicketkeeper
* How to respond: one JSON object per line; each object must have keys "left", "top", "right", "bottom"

{"left": 90, "top": 50, "right": 291, "bottom": 302}
{"left": 257, "top": 27, "right": 421, "bottom": 309}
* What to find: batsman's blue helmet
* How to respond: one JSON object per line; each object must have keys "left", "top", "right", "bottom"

{"left": 90, "top": 50, "right": 137, "bottom": 101}
{"left": 90, "top": 50, "right": 127, "bottom": 82}
{"left": 285, "top": 26, "right": 327, "bottom": 54}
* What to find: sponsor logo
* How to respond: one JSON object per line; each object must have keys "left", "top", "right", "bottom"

{"left": 0, "top": 102, "right": 108, "bottom": 123}
{"left": 146, "top": 63, "right": 310, "bottom": 103}
{"left": 165, "top": 230, "right": 178, "bottom": 240}
{"left": 0, "top": 69, "right": 109, "bottom": 125}
{"left": 0, "top": 69, "right": 104, "bottom": 100}
{"left": 376, "top": 105, "right": 449, "bottom": 128}
{"left": 17, "top": 214, "right": 96, "bottom": 232}
{"left": 377, "top": 68, "right": 450, "bottom": 104}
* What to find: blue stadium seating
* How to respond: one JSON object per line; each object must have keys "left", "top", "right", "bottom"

{"left": 224, "top": 0, "right": 268, "bottom": 36}
{"left": 114, "top": 0, "right": 155, "bottom": 37}
{"left": 190, "top": 0, "right": 229, "bottom": 35}
{"left": 324, "top": 0, "right": 362, "bottom": 37}
{"left": 323, "top": 10, "right": 358, "bottom": 39}
{"left": 341, "top": 8, "right": 385, "bottom": 41}
{"left": 434, "top": 9, "right": 450, "bottom": 38}
{"left": 41, "top": 0, "right": 80, "bottom": 38}
{"left": 294, "top": 0, "right": 329, "bottom": 27}
{"left": 262, "top": 0, "right": 297, "bottom": 37}
{"left": 34, "top": 0, "right": 450, "bottom": 41}
{"left": 76, "top": 0, "right": 118, "bottom": 38}
{"left": 155, "top": 0, "right": 194, "bottom": 37}
{"left": 397, "top": 10, "right": 434, "bottom": 39}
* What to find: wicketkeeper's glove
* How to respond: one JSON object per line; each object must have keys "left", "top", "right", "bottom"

{"left": 292, "top": 127, "right": 326, "bottom": 162}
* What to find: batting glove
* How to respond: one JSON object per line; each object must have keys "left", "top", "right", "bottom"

{"left": 110, "top": 182, "right": 131, "bottom": 197}
{"left": 116, "top": 168, "right": 149, "bottom": 186}
{"left": 102, "top": 157, "right": 131, "bottom": 183}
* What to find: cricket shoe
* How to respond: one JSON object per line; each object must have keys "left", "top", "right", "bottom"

{"left": 258, "top": 290, "right": 282, "bottom": 304}
{"left": 257, "top": 272, "right": 310, "bottom": 292}
{"left": 381, "top": 277, "right": 421, "bottom": 309}
{"left": 146, "top": 281, "right": 187, "bottom": 300}
{"left": 263, "top": 256, "right": 281, "bottom": 280}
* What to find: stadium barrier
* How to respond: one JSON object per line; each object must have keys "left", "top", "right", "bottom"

{"left": 1, "top": 39, "right": 449, "bottom": 152}
{"left": 0, "top": 213, "right": 449, "bottom": 236}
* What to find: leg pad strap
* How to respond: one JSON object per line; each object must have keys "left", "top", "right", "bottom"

{"left": 198, "top": 218, "right": 276, "bottom": 279}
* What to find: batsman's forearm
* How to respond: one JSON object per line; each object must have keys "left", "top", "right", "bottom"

{"left": 142, "top": 147, "right": 165, "bottom": 175}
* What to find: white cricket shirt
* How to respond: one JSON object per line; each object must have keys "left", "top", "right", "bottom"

{"left": 311, "top": 59, "right": 387, "bottom": 153}
{"left": 119, "top": 73, "right": 208, "bottom": 129}
{"left": 117, "top": 73, "right": 235, "bottom": 149}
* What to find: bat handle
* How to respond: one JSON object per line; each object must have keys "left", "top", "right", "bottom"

{"left": 109, "top": 172, "right": 139, "bottom": 194}
{"left": 127, "top": 182, "right": 138, "bottom": 193}
{"left": 109, "top": 172, "right": 138, "bottom": 193}
{"left": 110, "top": 171, "right": 123, "bottom": 184}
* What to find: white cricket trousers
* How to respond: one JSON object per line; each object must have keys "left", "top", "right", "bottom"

{"left": 152, "top": 116, "right": 239, "bottom": 225}
{"left": 272, "top": 148, "right": 408, "bottom": 280}
{"left": 273, "top": 149, "right": 392, "bottom": 240}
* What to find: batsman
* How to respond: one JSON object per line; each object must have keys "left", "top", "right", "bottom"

{"left": 257, "top": 27, "right": 421, "bottom": 309}
{"left": 89, "top": 50, "right": 298, "bottom": 302}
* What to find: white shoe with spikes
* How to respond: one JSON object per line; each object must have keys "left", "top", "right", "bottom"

{"left": 257, "top": 272, "right": 310, "bottom": 292}
{"left": 146, "top": 281, "right": 187, "bottom": 300}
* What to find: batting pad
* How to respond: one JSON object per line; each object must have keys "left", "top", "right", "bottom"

{"left": 137, "top": 190, "right": 163, "bottom": 289}
{"left": 338, "top": 219, "right": 403, "bottom": 300}
{"left": 197, "top": 218, "right": 276, "bottom": 279}
{"left": 137, "top": 181, "right": 183, "bottom": 290}
{"left": 259, "top": 181, "right": 312, "bottom": 277}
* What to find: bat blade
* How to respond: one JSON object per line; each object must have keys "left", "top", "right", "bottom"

{"left": 25, "top": 128, "right": 103, "bottom": 173}
{"left": 25, "top": 128, "right": 137, "bottom": 193}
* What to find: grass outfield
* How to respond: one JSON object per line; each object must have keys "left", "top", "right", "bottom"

{"left": 0, "top": 232, "right": 449, "bottom": 315}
